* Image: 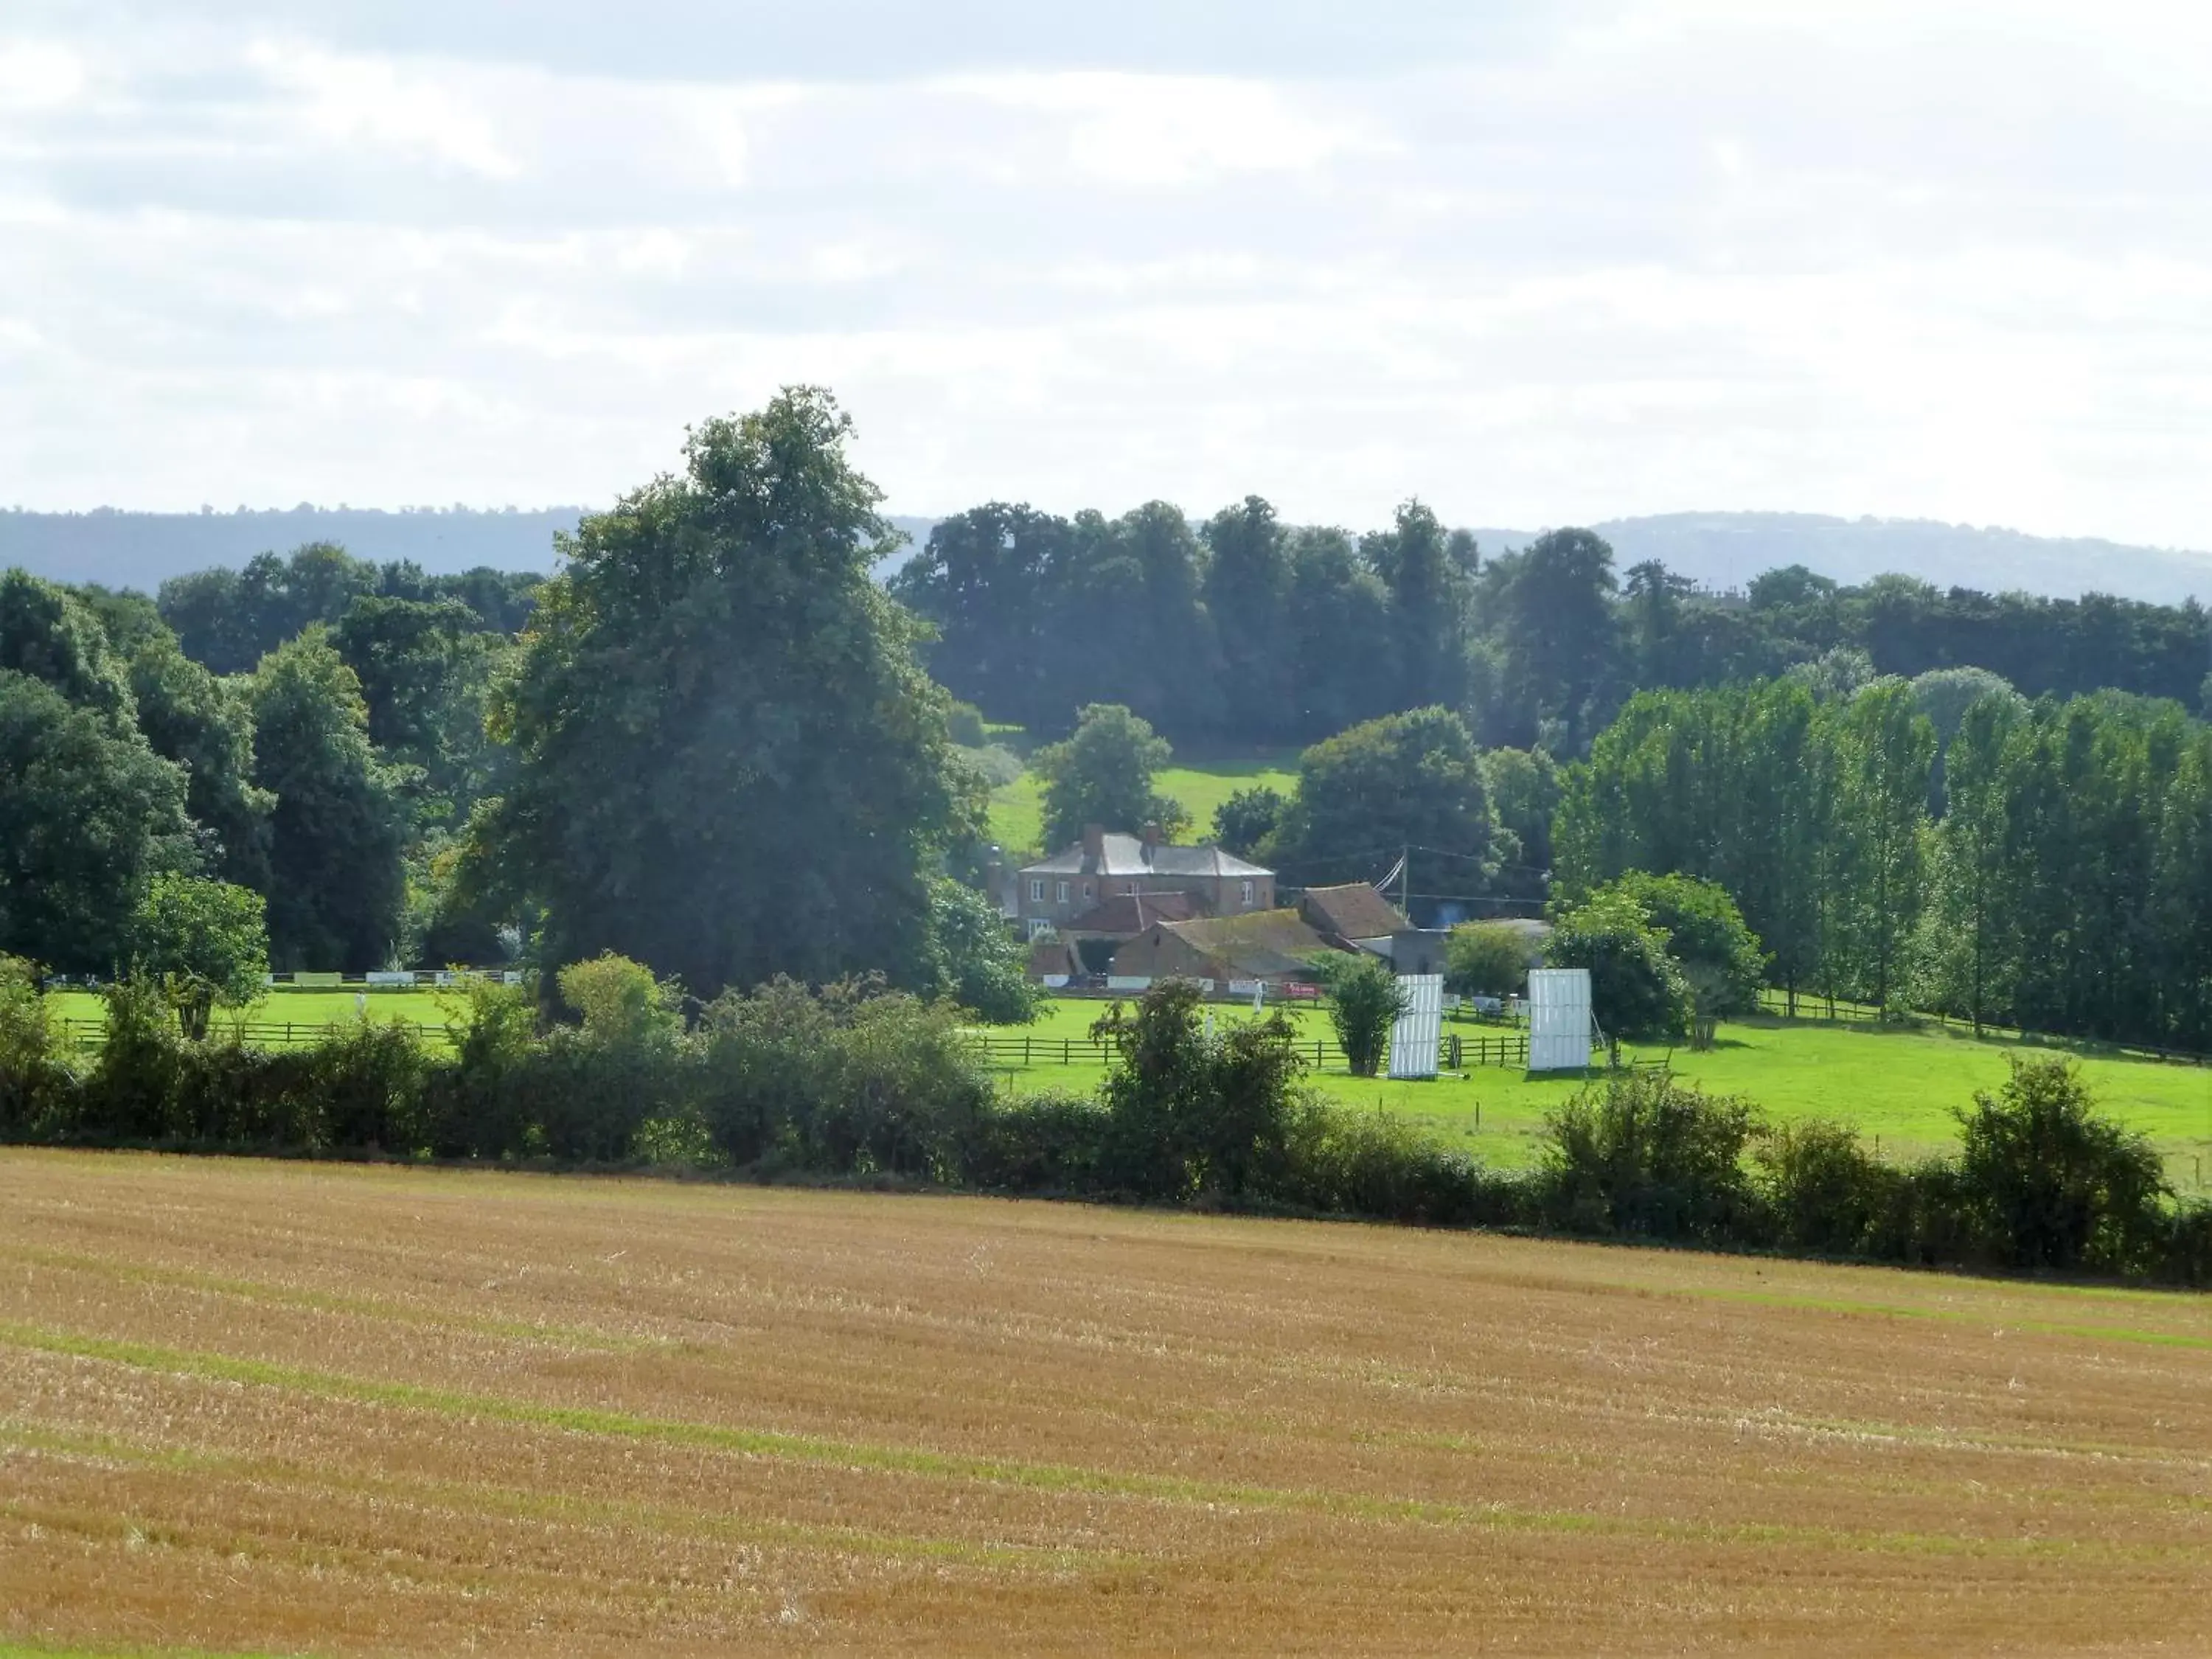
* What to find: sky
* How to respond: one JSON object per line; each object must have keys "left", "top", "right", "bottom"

{"left": 4, "top": 0, "right": 2212, "bottom": 546}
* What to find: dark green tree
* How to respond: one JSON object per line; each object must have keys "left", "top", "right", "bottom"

{"left": 1600, "top": 871, "right": 1767, "bottom": 1015}
{"left": 1032, "top": 703, "right": 1186, "bottom": 852}
{"left": 1477, "top": 528, "right": 1619, "bottom": 752}
{"left": 1361, "top": 500, "right": 1469, "bottom": 712}
{"left": 1317, "top": 951, "right": 1408, "bottom": 1078}
{"left": 890, "top": 503, "right": 1067, "bottom": 727}
{"left": 1211, "top": 785, "right": 1286, "bottom": 860}
{"left": 1444, "top": 921, "right": 1537, "bottom": 998}
{"left": 248, "top": 630, "right": 408, "bottom": 972}
{"left": 1272, "top": 706, "right": 1498, "bottom": 897}
{"left": 1545, "top": 888, "right": 1691, "bottom": 1040}
{"left": 1285, "top": 527, "right": 1397, "bottom": 741}
{"left": 465, "top": 388, "right": 970, "bottom": 1000}
{"left": 0, "top": 672, "right": 197, "bottom": 973}
{"left": 1830, "top": 681, "right": 1935, "bottom": 1012}
{"left": 130, "top": 873, "right": 269, "bottom": 1038}
{"left": 124, "top": 634, "right": 273, "bottom": 890}
{"left": 928, "top": 877, "right": 1039, "bottom": 1024}
{"left": 1202, "top": 496, "right": 1298, "bottom": 742}
{"left": 331, "top": 593, "right": 510, "bottom": 819}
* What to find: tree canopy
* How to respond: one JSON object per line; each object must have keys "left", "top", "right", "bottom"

{"left": 1032, "top": 703, "right": 1187, "bottom": 852}
{"left": 248, "top": 630, "right": 408, "bottom": 973}
{"left": 1270, "top": 706, "right": 1500, "bottom": 897}
{"left": 464, "top": 387, "right": 973, "bottom": 1000}
{"left": 131, "top": 874, "right": 269, "bottom": 1038}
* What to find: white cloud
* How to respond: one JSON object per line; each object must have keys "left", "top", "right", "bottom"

{"left": 0, "top": 40, "right": 85, "bottom": 111}
{"left": 947, "top": 71, "right": 1383, "bottom": 187}
{"left": 245, "top": 38, "right": 518, "bottom": 178}
{"left": 2, "top": 4, "right": 2212, "bottom": 554}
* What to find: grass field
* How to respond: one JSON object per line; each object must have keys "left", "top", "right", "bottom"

{"left": 991, "top": 999, "right": 2212, "bottom": 1187}
{"left": 986, "top": 754, "right": 1298, "bottom": 854}
{"left": 3, "top": 1151, "right": 2208, "bottom": 1655}
{"left": 46, "top": 986, "right": 458, "bottom": 1046}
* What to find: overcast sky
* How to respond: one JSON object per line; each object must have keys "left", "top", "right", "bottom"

{"left": 4, "top": 0, "right": 2211, "bottom": 546}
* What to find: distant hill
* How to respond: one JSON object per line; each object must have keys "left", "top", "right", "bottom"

{"left": 6, "top": 504, "right": 2208, "bottom": 608}
{"left": 1475, "top": 512, "right": 2212, "bottom": 608}
{"left": 0, "top": 507, "right": 942, "bottom": 592}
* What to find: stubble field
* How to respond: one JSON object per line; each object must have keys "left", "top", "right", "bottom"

{"left": 2, "top": 1152, "right": 2209, "bottom": 1655}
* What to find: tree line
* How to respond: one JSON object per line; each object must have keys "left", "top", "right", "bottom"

{"left": 0, "top": 392, "right": 1043, "bottom": 1018}
{"left": 1557, "top": 673, "right": 2212, "bottom": 1051}
{"left": 7, "top": 381, "right": 2209, "bottom": 1040}
{"left": 893, "top": 500, "right": 2212, "bottom": 752}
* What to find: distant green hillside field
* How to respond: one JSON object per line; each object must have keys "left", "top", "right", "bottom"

{"left": 987, "top": 755, "right": 1298, "bottom": 855}
{"left": 985, "top": 1000, "right": 2212, "bottom": 1186}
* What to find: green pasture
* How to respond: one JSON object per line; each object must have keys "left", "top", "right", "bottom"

{"left": 47, "top": 984, "right": 458, "bottom": 1047}
{"left": 986, "top": 754, "right": 1298, "bottom": 855}
{"left": 985, "top": 997, "right": 2212, "bottom": 1189}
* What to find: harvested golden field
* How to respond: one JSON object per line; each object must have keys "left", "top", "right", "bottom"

{"left": 1, "top": 1152, "right": 2208, "bottom": 1657}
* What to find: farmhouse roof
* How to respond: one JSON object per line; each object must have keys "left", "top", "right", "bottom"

{"left": 1062, "top": 890, "right": 1201, "bottom": 935}
{"left": 1022, "top": 832, "right": 1271, "bottom": 880}
{"left": 1299, "top": 883, "right": 1407, "bottom": 943}
{"left": 1155, "top": 910, "right": 1335, "bottom": 979}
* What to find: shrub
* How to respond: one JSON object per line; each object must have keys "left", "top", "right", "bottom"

{"left": 425, "top": 976, "right": 540, "bottom": 1158}
{"left": 1091, "top": 980, "right": 1305, "bottom": 1200}
{"left": 1540, "top": 1069, "right": 1762, "bottom": 1242}
{"left": 1279, "top": 1099, "right": 1510, "bottom": 1227}
{"left": 1316, "top": 953, "right": 1407, "bottom": 1078}
{"left": 557, "top": 953, "right": 681, "bottom": 1048}
{"left": 521, "top": 953, "right": 688, "bottom": 1162}
{"left": 947, "top": 700, "right": 988, "bottom": 748}
{"left": 130, "top": 874, "right": 269, "bottom": 1040}
{"left": 698, "top": 977, "right": 989, "bottom": 1180}
{"left": 0, "top": 955, "right": 76, "bottom": 1139}
{"left": 1545, "top": 890, "right": 1692, "bottom": 1041}
{"left": 928, "top": 877, "right": 1040, "bottom": 1025}
{"left": 1602, "top": 872, "right": 1767, "bottom": 1015}
{"left": 1444, "top": 922, "right": 1536, "bottom": 999}
{"left": 632, "top": 1109, "right": 725, "bottom": 1169}
{"left": 2159, "top": 1201, "right": 2212, "bottom": 1288}
{"left": 1755, "top": 1119, "right": 1897, "bottom": 1256}
{"left": 300, "top": 1018, "right": 431, "bottom": 1152}
{"left": 81, "top": 978, "right": 184, "bottom": 1141}
{"left": 1952, "top": 1057, "right": 2168, "bottom": 1274}
{"left": 968, "top": 1092, "right": 1110, "bottom": 1193}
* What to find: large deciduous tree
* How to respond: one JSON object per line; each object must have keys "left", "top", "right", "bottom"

{"left": 0, "top": 672, "right": 198, "bottom": 973}
{"left": 1271, "top": 706, "right": 1499, "bottom": 895}
{"left": 248, "top": 630, "right": 408, "bottom": 973}
{"left": 465, "top": 388, "right": 972, "bottom": 999}
{"left": 1032, "top": 702, "right": 1186, "bottom": 852}
{"left": 131, "top": 873, "right": 270, "bottom": 1038}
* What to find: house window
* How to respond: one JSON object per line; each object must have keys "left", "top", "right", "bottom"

{"left": 1057, "top": 880, "right": 1070, "bottom": 905}
{"left": 1083, "top": 883, "right": 1094, "bottom": 901}
{"left": 1240, "top": 879, "right": 1255, "bottom": 908}
{"left": 1029, "top": 878, "right": 1046, "bottom": 904}
{"left": 1026, "top": 918, "right": 1052, "bottom": 941}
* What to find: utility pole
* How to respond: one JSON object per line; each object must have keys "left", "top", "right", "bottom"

{"left": 1399, "top": 844, "right": 1411, "bottom": 922}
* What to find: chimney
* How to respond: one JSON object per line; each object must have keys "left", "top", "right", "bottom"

{"left": 1141, "top": 821, "right": 1161, "bottom": 865}
{"left": 1082, "top": 824, "right": 1105, "bottom": 866}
